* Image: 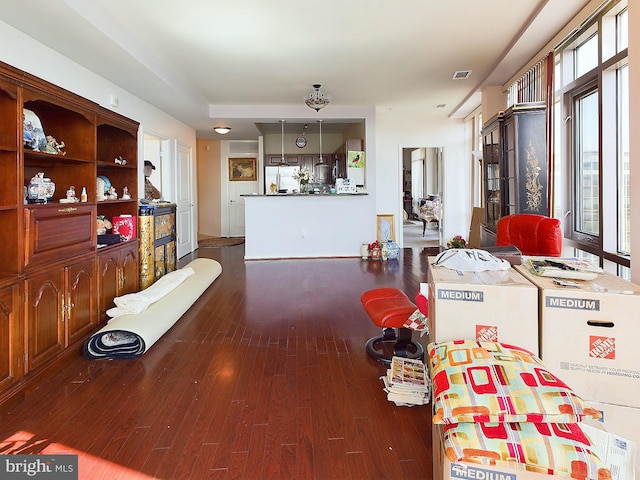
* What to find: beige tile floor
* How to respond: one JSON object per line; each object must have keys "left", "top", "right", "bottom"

{"left": 402, "top": 219, "right": 440, "bottom": 248}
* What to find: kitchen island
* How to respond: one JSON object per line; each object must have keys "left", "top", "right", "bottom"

{"left": 243, "top": 193, "right": 374, "bottom": 259}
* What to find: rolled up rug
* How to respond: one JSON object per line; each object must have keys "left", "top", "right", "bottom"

{"left": 84, "top": 258, "right": 222, "bottom": 359}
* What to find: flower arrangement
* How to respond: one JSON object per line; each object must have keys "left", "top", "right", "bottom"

{"left": 368, "top": 240, "right": 381, "bottom": 252}
{"left": 446, "top": 235, "right": 468, "bottom": 249}
{"left": 292, "top": 166, "right": 314, "bottom": 184}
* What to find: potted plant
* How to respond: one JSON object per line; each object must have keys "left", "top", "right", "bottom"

{"left": 446, "top": 235, "right": 468, "bottom": 249}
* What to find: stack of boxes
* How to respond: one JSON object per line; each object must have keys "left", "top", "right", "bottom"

{"left": 515, "top": 266, "right": 640, "bottom": 475}
{"left": 426, "top": 256, "right": 638, "bottom": 478}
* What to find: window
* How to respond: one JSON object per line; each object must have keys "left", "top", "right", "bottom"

{"left": 555, "top": 0, "right": 629, "bottom": 279}
{"left": 575, "top": 33, "right": 598, "bottom": 78}
{"left": 573, "top": 87, "right": 599, "bottom": 237}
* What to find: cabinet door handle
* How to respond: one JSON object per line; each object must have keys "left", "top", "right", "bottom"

{"left": 67, "top": 293, "right": 74, "bottom": 311}
{"left": 61, "top": 293, "right": 66, "bottom": 322}
{"left": 57, "top": 207, "right": 78, "bottom": 213}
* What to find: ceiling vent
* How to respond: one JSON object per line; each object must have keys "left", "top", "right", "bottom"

{"left": 452, "top": 70, "right": 472, "bottom": 80}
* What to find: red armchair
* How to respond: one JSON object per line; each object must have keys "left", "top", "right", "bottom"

{"left": 496, "top": 214, "right": 562, "bottom": 257}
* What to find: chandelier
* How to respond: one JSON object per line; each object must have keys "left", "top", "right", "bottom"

{"left": 304, "top": 84, "right": 331, "bottom": 112}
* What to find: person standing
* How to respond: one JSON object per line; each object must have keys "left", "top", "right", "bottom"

{"left": 144, "top": 160, "right": 162, "bottom": 201}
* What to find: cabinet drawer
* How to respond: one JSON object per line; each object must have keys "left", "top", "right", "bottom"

{"left": 25, "top": 204, "right": 95, "bottom": 267}
{"left": 154, "top": 213, "right": 175, "bottom": 240}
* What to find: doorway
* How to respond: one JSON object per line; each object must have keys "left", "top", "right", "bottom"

{"left": 402, "top": 147, "right": 443, "bottom": 248}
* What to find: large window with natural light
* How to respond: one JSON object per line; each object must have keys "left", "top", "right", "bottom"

{"left": 555, "top": 0, "right": 629, "bottom": 278}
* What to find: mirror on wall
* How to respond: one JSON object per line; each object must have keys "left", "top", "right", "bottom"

{"left": 402, "top": 147, "right": 443, "bottom": 217}
{"left": 143, "top": 132, "right": 167, "bottom": 201}
{"left": 402, "top": 146, "right": 444, "bottom": 247}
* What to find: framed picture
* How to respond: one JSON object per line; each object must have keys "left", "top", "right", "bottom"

{"left": 376, "top": 214, "right": 395, "bottom": 242}
{"left": 229, "top": 158, "right": 257, "bottom": 181}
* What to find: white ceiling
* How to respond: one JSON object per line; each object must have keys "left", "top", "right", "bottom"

{"left": 1, "top": 0, "right": 591, "bottom": 139}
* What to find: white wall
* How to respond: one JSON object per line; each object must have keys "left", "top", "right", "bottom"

{"left": 376, "top": 106, "right": 469, "bottom": 246}
{"left": 197, "top": 139, "right": 222, "bottom": 237}
{"left": 0, "top": 20, "right": 197, "bottom": 206}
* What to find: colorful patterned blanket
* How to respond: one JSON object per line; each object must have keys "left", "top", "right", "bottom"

{"left": 428, "top": 340, "right": 601, "bottom": 425}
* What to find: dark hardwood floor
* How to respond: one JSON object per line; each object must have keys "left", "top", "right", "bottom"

{"left": 0, "top": 245, "right": 439, "bottom": 479}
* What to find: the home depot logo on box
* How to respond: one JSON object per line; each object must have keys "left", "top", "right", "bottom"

{"left": 589, "top": 336, "right": 615, "bottom": 360}
{"left": 476, "top": 325, "right": 498, "bottom": 342}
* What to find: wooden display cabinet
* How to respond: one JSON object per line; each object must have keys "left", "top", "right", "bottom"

{"left": 0, "top": 60, "right": 141, "bottom": 410}
{"left": 481, "top": 103, "right": 547, "bottom": 238}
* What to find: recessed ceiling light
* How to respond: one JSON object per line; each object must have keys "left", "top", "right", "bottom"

{"left": 452, "top": 70, "right": 472, "bottom": 80}
{"left": 213, "top": 127, "right": 231, "bottom": 134}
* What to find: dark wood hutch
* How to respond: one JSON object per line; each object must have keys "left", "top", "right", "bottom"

{"left": 481, "top": 103, "right": 548, "bottom": 245}
{"left": 0, "top": 60, "right": 140, "bottom": 411}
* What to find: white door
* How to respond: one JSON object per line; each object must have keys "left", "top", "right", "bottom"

{"left": 228, "top": 175, "right": 257, "bottom": 237}
{"left": 176, "top": 142, "right": 195, "bottom": 258}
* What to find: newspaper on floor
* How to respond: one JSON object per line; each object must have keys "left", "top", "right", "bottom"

{"left": 380, "top": 356, "right": 431, "bottom": 407}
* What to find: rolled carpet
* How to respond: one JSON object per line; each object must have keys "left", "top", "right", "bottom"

{"left": 84, "top": 258, "right": 222, "bottom": 359}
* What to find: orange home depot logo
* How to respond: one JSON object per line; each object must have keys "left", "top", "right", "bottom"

{"left": 589, "top": 336, "right": 615, "bottom": 360}
{"left": 476, "top": 325, "right": 498, "bottom": 342}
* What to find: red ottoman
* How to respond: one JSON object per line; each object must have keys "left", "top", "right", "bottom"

{"left": 361, "top": 288, "right": 426, "bottom": 365}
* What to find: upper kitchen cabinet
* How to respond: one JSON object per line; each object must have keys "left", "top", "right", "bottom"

{"left": 266, "top": 154, "right": 300, "bottom": 166}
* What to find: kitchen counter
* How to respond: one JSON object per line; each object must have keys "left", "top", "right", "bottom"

{"left": 243, "top": 193, "right": 374, "bottom": 259}
{"left": 242, "top": 192, "right": 368, "bottom": 197}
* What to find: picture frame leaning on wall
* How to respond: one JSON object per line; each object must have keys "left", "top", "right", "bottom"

{"left": 376, "top": 214, "right": 395, "bottom": 243}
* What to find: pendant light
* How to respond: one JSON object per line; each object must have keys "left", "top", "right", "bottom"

{"left": 315, "top": 120, "right": 329, "bottom": 184}
{"left": 279, "top": 120, "right": 286, "bottom": 163}
{"left": 277, "top": 120, "right": 286, "bottom": 192}
{"left": 316, "top": 120, "right": 324, "bottom": 164}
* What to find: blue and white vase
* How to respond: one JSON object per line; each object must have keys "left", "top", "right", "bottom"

{"left": 386, "top": 240, "right": 400, "bottom": 260}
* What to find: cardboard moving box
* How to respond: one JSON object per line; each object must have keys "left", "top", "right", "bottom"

{"left": 515, "top": 266, "right": 640, "bottom": 408}
{"left": 433, "top": 424, "right": 566, "bottom": 480}
{"left": 433, "top": 422, "right": 635, "bottom": 480}
{"left": 427, "top": 257, "right": 539, "bottom": 355}
{"left": 588, "top": 400, "right": 639, "bottom": 478}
